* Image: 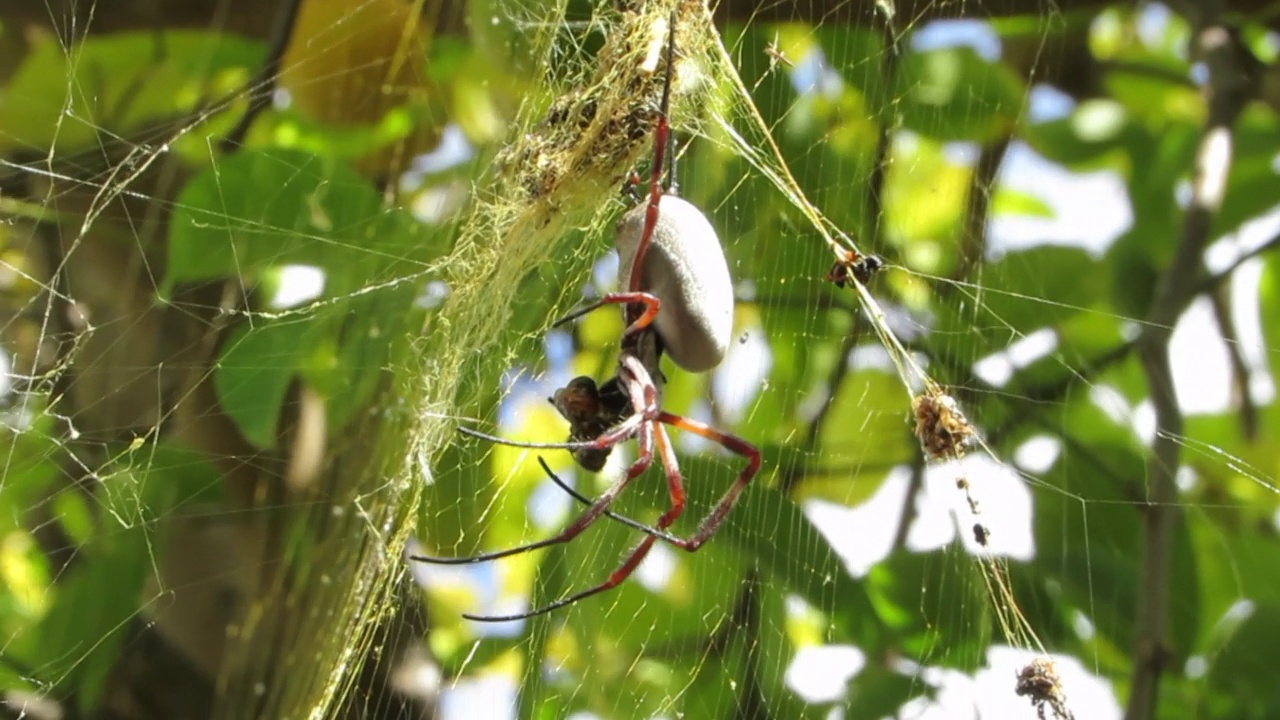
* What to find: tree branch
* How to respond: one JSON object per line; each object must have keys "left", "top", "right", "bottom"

{"left": 1126, "top": 10, "right": 1252, "bottom": 720}
{"left": 952, "top": 135, "right": 1012, "bottom": 284}
{"left": 1207, "top": 283, "right": 1257, "bottom": 440}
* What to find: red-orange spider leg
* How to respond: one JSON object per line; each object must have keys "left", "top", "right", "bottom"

{"left": 625, "top": 11, "right": 677, "bottom": 324}
{"left": 552, "top": 291, "right": 661, "bottom": 339}
{"left": 466, "top": 425, "right": 690, "bottom": 623}
{"left": 652, "top": 411, "right": 762, "bottom": 551}
{"left": 413, "top": 419, "right": 656, "bottom": 570}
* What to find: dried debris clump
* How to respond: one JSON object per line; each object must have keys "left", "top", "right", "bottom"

{"left": 1015, "top": 657, "right": 1076, "bottom": 720}
{"left": 912, "top": 391, "right": 976, "bottom": 461}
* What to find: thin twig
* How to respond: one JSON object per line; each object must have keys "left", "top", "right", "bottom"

{"left": 219, "top": 0, "right": 304, "bottom": 152}
{"left": 1207, "top": 284, "right": 1257, "bottom": 440}
{"left": 890, "top": 450, "right": 925, "bottom": 552}
{"left": 1193, "top": 230, "right": 1280, "bottom": 295}
{"left": 1126, "top": 10, "right": 1251, "bottom": 720}
{"left": 951, "top": 136, "right": 1012, "bottom": 285}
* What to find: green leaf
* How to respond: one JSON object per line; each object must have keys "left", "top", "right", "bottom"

{"left": 846, "top": 663, "right": 929, "bottom": 720}
{"left": 307, "top": 284, "right": 420, "bottom": 430}
{"left": 883, "top": 137, "right": 968, "bottom": 255}
{"left": 992, "top": 187, "right": 1055, "bottom": 218}
{"left": 215, "top": 317, "right": 319, "bottom": 448}
{"left": 1205, "top": 603, "right": 1280, "bottom": 718}
{"left": 163, "top": 148, "right": 392, "bottom": 298}
{"left": 1030, "top": 434, "right": 1200, "bottom": 665}
{"left": 865, "top": 550, "right": 990, "bottom": 671}
{"left": 1212, "top": 106, "right": 1280, "bottom": 239}
{"left": 895, "top": 47, "right": 1026, "bottom": 142}
{"left": 1, "top": 31, "right": 262, "bottom": 153}
{"left": 934, "top": 246, "right": 1107, "bottom": 365}
{"left": 12, "top": 543, "right": 139, "bottom": 706}
{"left": 814, "top": 368, "right": 913, "bottom": 472}
{"left": 1023, "top": 103, "right": 1136, "bottom": 171}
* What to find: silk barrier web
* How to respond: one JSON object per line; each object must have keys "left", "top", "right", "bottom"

{"left": 0, "top": 1, "right": 1277, "bottom": 719}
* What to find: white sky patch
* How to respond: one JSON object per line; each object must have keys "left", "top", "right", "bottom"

{"left": 910, "top": 19, "right": 1001, "bottom": 60}
{"left": 635, "top": 542, "right": 677, "bottom": 592}
{"left": 0, "top": 349, "right": 11, "bottom": 399}
{"left": 790, "top": 47, "right": 843, "bottom": 98}
{"left": 1169, "top": 297, "right": 1232, "bottom": 414}
{"left": 1014, "top": 435, "right": 1062, "bottom": 474}
{"left": 804, "top": 467, "right": 910, "bottom": 578}
{"left": 784, "top": 645, "right": 866, "bottom": 703}
{"left": 907, "top": 456, "right": 1034, "bottom": 561}
{"left": 268, "top": 264, "right": 325, "bottom": 308}
{"left": 440, "top": 673, "right": 518, "bottom": 720}
{"left": 414, "top": 279, "right": 450, "bottom": 310}
{"left": 1133, "top": 400, "right": 1157, "bottom": 447}
{"left": 974, "top": 327, "right": 1059, "bottom": 387}
{"left": 901, "top": 648, "right": 1120, "bottom": 719}
{"left": 409, "top": 123, "right": 475, "bottom": 176}
{"left": 1090, "top": 383, "right": 1140, "bottom": 436}
{"left": 713, "top": 319, "right": 771, "bottom": 424}
{"left": 1027, "top": 84, "right": 1076, "bottom": 123}
{"left": 989, "top": 142, "right": 1133, "bottom": 258}
{"left": 529, "top": 467, "right": 575, "bottom": 531}
{"left": 975, "top": 647, "right": 1121, "bottom": 720}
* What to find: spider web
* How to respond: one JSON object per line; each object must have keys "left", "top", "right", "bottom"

{"left": 1, "top": 1, "right": 1276, "bottom": 719}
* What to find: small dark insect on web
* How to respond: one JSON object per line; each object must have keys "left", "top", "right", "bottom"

{"left": 825, "top": 247, "right": 885, "bottom": 288}
{"left": 972, "top": 522, "right": 991, "bottom": 546}
{"left": 413, "top": 6, "right": 761, "bottom": 623}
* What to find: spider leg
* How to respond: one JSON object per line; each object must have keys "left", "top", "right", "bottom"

{"left": 650, "top": 410, "right": 761, "bottom": 551}
{"left": 542, "top": 412, "right": 761, "bottom": 554}
{"left": 552, "top": 291, "right": 661, "bottom": 338}
{"left": 624, "top": 9, "right": 678, "bottom": 321}
{"left": 412, "top": 418, "right": 657, "bottom": 570}
{"left": 457, "top": 421, "right": 643, "bottom": 453}
{"left": 537, "top": 456, "right": 688, "bottom": 545}
{"left": 465, "top": 422, "right": 691, "bottom": 622}
{"left": 468, "top": 413, "right": 759, "bottom": 621}
{"left": 466, "top": 533, "right": 662, "bottom": 622}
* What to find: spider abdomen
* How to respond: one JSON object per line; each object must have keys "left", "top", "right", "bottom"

{"left": 616, "top": 195, "right": 733, "bottom": 373}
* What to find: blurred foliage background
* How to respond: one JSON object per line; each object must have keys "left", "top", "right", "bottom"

{"left": 1, "top": 0, "right": 1279, "bottom": 719}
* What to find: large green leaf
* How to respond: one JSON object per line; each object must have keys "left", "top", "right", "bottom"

{"left": 163, "top": 148, "right": 415, "bottom": 298}
{"left": 1, "top": 31, "right": 263, "bottom": 153}
{"left": 895, "top": 47, "right": 1026, "bottom": 142}
{"left": 215, "top": 316, "right": 319, "bottom": 448}
{"left": 1204, "top": 603, "right": 1280, "bottom": 719}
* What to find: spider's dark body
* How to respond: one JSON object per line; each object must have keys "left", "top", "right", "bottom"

{"left": 551, "top": 375, "right": 630, "bottom": 472}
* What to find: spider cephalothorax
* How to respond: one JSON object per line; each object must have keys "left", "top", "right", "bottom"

{"left": 550, "top": 375, "right": 629, "bottom": 473}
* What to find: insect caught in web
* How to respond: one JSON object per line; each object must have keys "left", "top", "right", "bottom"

{"left": 825, "top": 246, "right": 884, "bottom": 288}
{"left": 413, "top": 11, "right": 761, "bottom": 623}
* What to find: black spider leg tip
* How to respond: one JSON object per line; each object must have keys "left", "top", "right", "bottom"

{"left": 456, "top": 424, "right": 631, "bottom": 452}
{"left": 455, "top": 458, "right": 691, "bottom": 622}
{"left": 535, "top": 456, "right": 686, "bottom": 545}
